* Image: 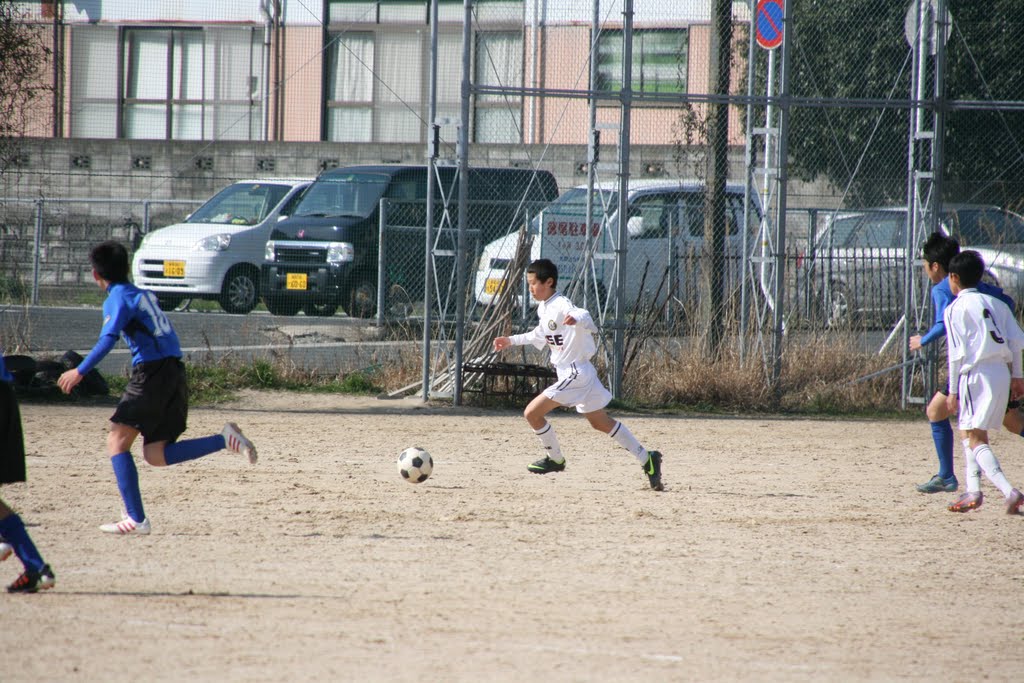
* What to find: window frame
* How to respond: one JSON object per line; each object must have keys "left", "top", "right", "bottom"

{"left": 594, "top": 27, "right": 689, "bottom": 101}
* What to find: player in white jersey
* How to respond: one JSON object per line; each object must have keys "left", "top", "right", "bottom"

{"left": 942, "top": 250, "right": 1024, "bottom": 514}
{"left": 492, "top": 259, "right": 664, "bottom": 490}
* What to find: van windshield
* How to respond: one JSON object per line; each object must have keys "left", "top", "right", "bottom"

{"left": 532, "top": 187, "right": 617, "bottom": 232}
{"left": 186, "top": 182, "right": 292, "bottom": 226}
{"left": 293, "top": 173, "right": 391, "bottom": 219}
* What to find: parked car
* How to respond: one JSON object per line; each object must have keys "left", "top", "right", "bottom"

{"left": 806, "top": 204, "right": 1024, "bottom": 327}
{"left": 261, "top": 165, "right": 559, "bottom": 318}
{"left": 474, "top": 180, "right": 762, "bottom": 316}
{"left": 132, "top": 178, "right": 313, "bottom": 314}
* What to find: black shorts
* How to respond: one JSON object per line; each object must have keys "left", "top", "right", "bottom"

{"left": 0, "top": 382, "right": 26, "bottom": 484}
{"left": 111, "top": 357, "right": 188, "bottom": 444}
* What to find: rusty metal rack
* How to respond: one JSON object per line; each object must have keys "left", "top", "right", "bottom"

{"left": 461, "top": 361, "right": 556, "bottom": 403}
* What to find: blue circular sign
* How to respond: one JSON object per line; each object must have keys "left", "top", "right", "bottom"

{"left": 756, "top": 0, "right": 784, "bottom": 50}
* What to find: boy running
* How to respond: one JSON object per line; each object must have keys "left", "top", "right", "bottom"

{"left": 910, "top": 233, "right": 1022, "bottom": 493}
{"left": 942, "top": 250, "right": 1024, "bottom": 514}
{"left": 492, "top": 258, "right": 664, "bottom": 491}
{"left": 57, "top": 241, "right": 257, "bottom": 534}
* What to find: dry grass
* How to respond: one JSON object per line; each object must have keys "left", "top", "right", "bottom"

{"left": 619, "top": 331, "right": 906, "bottom": 415}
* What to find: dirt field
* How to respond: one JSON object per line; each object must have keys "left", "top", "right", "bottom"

{"left": 2, "top": 390, "right": 1023, "bottom": 682}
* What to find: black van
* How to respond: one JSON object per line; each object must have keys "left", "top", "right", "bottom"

{"left": 260, "top": 164, "right": 558, "bottom": 317}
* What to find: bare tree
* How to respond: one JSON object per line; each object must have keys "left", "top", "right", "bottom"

{"left": 0, "top": 1, "right": 53, "bottom": 174}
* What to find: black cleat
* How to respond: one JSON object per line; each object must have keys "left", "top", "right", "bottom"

{"left": 7, "top": 564, "right": 55, "bottom": 594}
{"left": 644, "top": 450, "right": 664, "bottom": 491}
{"left": 528, "top": 457, "right": 566, "bottom": 474}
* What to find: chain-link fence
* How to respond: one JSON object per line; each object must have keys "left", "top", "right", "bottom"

{"left": 1, "top": 0, "right": 1022, "bottom": 406}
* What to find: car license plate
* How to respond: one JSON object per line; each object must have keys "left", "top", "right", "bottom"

{"left": 484, "top": 278, "right": 505, "bottom": 295}
{"left": 163, "top": 260, "right": 185, "bottom": 278}
{"left": 286, "top": 273, "right": 308, "bottom": 290}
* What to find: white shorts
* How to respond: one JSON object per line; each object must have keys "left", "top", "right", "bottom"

{"left": 956, "top": 361, "right": 1010, "bottom": 432}
{"left": 542, "top": 362, "right": 612, "bottom": 414}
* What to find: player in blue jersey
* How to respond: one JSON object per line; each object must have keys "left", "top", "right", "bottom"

{"left": 909, "top": 233, "right": 1024, "bottom": 494}
{"left": 0, "top": 354, "right": 56, "bottom": 592}
{"left": 57, "top": 241, "right": 257, "bottom": 535}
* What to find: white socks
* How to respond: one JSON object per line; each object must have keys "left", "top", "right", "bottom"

{"left": 972, "top": 444, "right": 1013, "bottom": 497}
{"left": 963, "top": 439, "right": 981, "bottom": 492}
{"left": 609, "top": 421, "right": 648, "bottom": 463}
{"left": 534, "top": 422, "right": 564, "bottom": 463}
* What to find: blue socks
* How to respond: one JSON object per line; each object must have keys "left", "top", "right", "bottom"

{"left": 931, "top": 419, "right": 955, "bottom": 480}
{"left": 0, "top": 513, "right": 45, "bottom": 573}
{"left": 163, "top": 435, "right": 226, "bottom": 465}
{"left": 111, "top": 452, "right": 146, "bottom": 524}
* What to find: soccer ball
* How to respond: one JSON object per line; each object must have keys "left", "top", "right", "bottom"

{"left": 397, "top": 446, "right": 433, "bottom": 484}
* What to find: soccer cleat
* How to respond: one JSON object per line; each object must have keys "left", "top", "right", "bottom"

{"left": 222, "top": 422, "right": 257, "bottom": 464}
{"left": 527, "top": 457, "right": 566, "bottom": 474}
{"left": 948, "top": 491, "right": 984, "bottom": 513}
{"left": 917, "top": 474, "right": 958, "bottom": 494}
{"left": 644, "top": 450, "right": 664, "bottom": 491}
{"left": 0, "top": 541, "right": 12, "bottom": 562}
{"left": 99, "top": 516, "right": 151, "bottom": 535}
{"left": 6, "top": 564, "right": 55, "bottom": 593}
{"left": 1007, "top": 488, "right": 1024, "bottom": 515}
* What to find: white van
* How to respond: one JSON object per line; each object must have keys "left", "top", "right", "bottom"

{"left": 132, "top": 178, "right": 313, "bottom": 313}
{"left": 474, "top": 179, "right": 761, "bottom": 313}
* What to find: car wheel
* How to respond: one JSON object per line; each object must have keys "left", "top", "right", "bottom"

{"left": 156, "top": 295, "right": 186, "bottom": 312}
{"left": 824, "top": 282, "right": 855, "bottom": 328}
{"left": 303, "top": 301, "right": 339, "bottom": 317}
{"left": 219, "top": 266, "right": 259, "bottom": 314}
{"left": 343, "top": 280, "right": 377, "bottom": 319}
{"left": 264, "top": 297, "right": 301, "bottom": 316}
{"left": 387, "top": 284, "right": 413, "bottom": 318}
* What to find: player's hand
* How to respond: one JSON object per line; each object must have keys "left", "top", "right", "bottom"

{"left": 563, "top": 315, "right": 577, "bottom": 326}
{"left": 909, "top": 335, "right": 923, "bottom": 352}
{"left": 493, "top": 337, "right": 511, "bottom": 352}
{"left": 57, "top": 368, "right": 84, "bottom": 394}
{"left": 946, "top": 393, "right": 958, "bottom": 415}
{"left": 1011, "top": 377, "right": 1024, "bottom": 400}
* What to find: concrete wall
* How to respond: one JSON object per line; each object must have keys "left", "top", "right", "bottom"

{"left": 1, "top": 137, "right": 759, "bottom": 202}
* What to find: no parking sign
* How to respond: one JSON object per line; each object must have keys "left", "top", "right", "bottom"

{"left": 756, "top": 0, "right": 785, "bottom": 50}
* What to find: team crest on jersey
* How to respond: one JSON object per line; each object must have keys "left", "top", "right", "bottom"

{"left": 547, "top": 319, "right": 557, "bottom": 330}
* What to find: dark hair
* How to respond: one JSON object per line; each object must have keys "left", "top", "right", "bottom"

{"left": 922, "top": 232, "right": 959, "bottom": 271}
{"left": 89, "top": 241, "right": 130, "bottom": 283}
{"left": 527, "top": 258, "right": 558, "bottom": 286}
{"left": 948, "top": 249, "right": 984, "bottom": 288}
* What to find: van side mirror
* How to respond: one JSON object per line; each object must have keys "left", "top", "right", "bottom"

{"left": 627, "top": 215, "right": 644, "bottom": 237}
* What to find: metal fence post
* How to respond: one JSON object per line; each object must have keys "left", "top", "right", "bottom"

{"left": 377, "top": 198, "right": 387, "bottom": 327}
{"left": 32, "top": 199, "right": 43, "bottom": 306}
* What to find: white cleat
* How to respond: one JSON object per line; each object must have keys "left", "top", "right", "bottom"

{"left": 0, "top": 541, "right": 12, "bottom": 562}
{"left": 99, "top": 516, "right": 151, "bottom": 535}
{"left": 222, "top": 422, "right": 257, "bottom": 464}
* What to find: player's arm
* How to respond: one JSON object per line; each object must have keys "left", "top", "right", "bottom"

{"left": 564, "top": 306, "right": 596, "bottom": 331}
{"left": 58, "top": 298, "right": 128, "bottom": 393}
{"left": 913, "top": 286, "right": 952, "bottom": 351}
{"left": 943, "top": 307, "right": 964, "bottom": 413}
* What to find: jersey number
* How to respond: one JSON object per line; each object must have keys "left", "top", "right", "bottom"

{"left": 139, "top": 291, "right": 173, "bottom": 336}
{"left": 545, "top": 334, "right": 564, "bottom": 347}
{"left": 983, "top": 308, "right": 1005, "bottom": 344}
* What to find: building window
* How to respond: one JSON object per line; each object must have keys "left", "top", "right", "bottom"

{"left": 324, "top": 1, "right": 522, "bottom": 144}
{"left": 325, "top": 28, "right": 495, "bottom": 144}
{"left": 473, "top": 31, "right": 523, "bottom": 144}
{"left": 69, "top": 25, "right": 263, "bottom": 140}
{"left": 324, "top": 27, "right": 521, "bottom": 144}
{"left": 596, "top": 29, "right": 688, "bottom": 95}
